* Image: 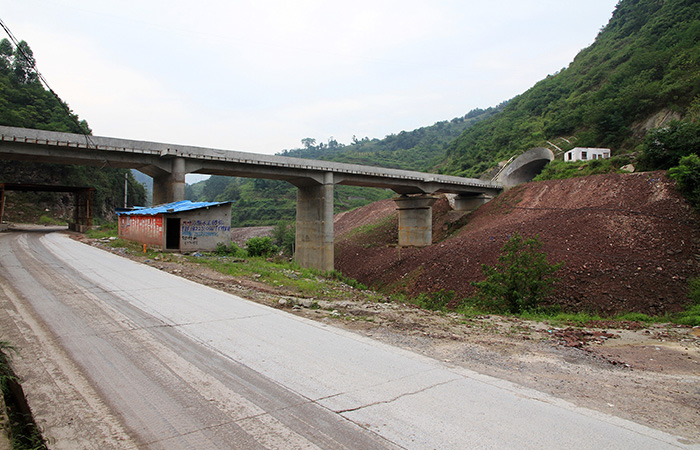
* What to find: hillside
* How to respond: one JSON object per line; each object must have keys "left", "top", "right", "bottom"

{"left": 0, "top": 38, "right": 146, "bottom": 220}
{"left": 335, "top": 172, "right": 700, "bottom": 316}
{"left": 279, "top": 106, "right": 502, "bottom": 171}
{"left": 441, "top": 0, "right": 700, "bottom": 177}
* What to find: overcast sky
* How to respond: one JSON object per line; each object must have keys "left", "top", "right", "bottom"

{"left": 4, "top": 1, "right": 618, "bottom": 156}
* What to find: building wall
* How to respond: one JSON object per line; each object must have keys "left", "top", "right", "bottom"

{"left": 179, "top": 205, "right": 232, "bottom": 252}
{"left": 118, "top": 214, "right": 164, "bottom": 246}
{"left": 565, "top": 148, "right": 610, "bottom": 162}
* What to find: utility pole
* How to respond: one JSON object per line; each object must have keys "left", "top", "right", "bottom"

{"left": 124, "top": 172, "right": 128, "bottom": 208}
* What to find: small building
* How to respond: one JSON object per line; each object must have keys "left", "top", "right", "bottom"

{"left": 118, "top": 200, "right": 232, "bottom": 252}
{"left": 564, "top": 147, "right": 611, "bottom": 162}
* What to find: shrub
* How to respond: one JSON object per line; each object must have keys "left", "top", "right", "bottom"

{"left": 214, "top": 242, "right": 245, "bottom": 257}
{"left": 472, "top": 233, "right": 564, "bottom": 314}
{"left": 689, "top": 276, "right": 700, "bottom": 305}
{"left": 668, "top": 153, "right": 700, "bottom": 209}
{"left": 245, "top": 236, "right": 278, "bottom": 257}
{"left": 673, "top": 276, "right": 700, "bottom": 326}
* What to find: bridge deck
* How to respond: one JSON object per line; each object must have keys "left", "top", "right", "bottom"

{"left": 0, "top": 126, "right": 502, "bottom": 196}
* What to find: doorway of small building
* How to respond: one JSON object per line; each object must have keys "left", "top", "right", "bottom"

{"left": 165, "top": 217, "right": 181, "bottom": 250}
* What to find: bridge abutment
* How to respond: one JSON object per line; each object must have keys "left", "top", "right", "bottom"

{"left": 294, "top": 173, "right": 335, "bottom": 272}
{"left": 394, "top": 195, "right": 438, "bottom": 247}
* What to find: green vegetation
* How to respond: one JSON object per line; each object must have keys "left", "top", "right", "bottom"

{"left": 214, "top": 242, "right": 246, "bottom": 258}
{"left": 198, "top": 256, "right": 377, "bottom": 301}
{"left": 244, "top": 236, "right": 278, "bottom": 258}
{"left": 639, "top": 119, "right": 700, "bottom": 170}
{"left": 533, "top": 156, "right": 632, "bottom": 181}
{"left": 271, "top": 221, "right": 295, "bottom": 256}
{"left": 442, "top": 0, "right": 700, "bottom": 178}
{"left": 414, "top": 290, "right": 456, "bottom": 312}
{"left": 673, "top": 276, "right": 700, "bottom": 326}
{"left": 281, "top": 107, "right": 501, "bottom": 171}
{"left": 186, "top": 0, "right": 700, "bottom": 219}
{"left": 85, "top": 222, "right": 118, "bottom": 239}
{"left": 37, "top": 215, "right": 65, "bottom": 226}
{"left": 471, "top": 233, "right": 564, "bottom": 314}
{"left": 668, "top": 154, "right": 700, "bottom": 208}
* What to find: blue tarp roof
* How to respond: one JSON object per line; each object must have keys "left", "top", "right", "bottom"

{"left": 117, "top": 200, "right": 231, "bottom": 216}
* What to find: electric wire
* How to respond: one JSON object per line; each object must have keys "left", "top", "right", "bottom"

{"left": 0, "top": 16, "right": 96, "bottom": 149}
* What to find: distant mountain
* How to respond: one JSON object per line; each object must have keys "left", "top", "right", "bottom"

{"left": 441, "top": 0, "right": 700, "bottom": 177}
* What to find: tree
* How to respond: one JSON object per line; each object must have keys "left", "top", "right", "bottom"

{"left": 12, "top": 40, "right": 38, "bottom": 84}
{"left": 301, "top": 137, "right": 316, "bottom": 149}
{"left": 640, "top": 120, "right": 700, "bottom": 170}
{"left": 472, "top": 233, "right": 563, "bottom": 314}
{"left": 271, "top": 220, "right": 295, "bottom": 256}
{"left": 0, "top": 38, "right": 12, "bottom": 73}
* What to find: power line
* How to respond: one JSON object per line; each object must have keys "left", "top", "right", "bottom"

{"left": 0, "top": 16, "right": 95, "bottom": 147}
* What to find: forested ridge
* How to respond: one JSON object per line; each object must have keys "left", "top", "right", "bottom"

{"left": 0, "top": 38, "right": 146, "bottom": 221}
{"left": 441, "top": 0, "right": 700, "bottom": 177}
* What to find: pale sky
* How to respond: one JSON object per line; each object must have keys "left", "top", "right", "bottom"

{"left": 3, "top": 1, "right": 618, "bottom": 156}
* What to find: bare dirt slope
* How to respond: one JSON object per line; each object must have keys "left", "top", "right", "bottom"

{"left": 335, "top": 171, "right": 700, "bottom": 315}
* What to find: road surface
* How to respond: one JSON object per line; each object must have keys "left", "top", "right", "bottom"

{"left": 0, "top": 229, "right": 696, "bottom": 449}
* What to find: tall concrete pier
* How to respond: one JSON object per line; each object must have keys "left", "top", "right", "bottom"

{"left": 294, "top": 174, "right": 335, "bottom": 272}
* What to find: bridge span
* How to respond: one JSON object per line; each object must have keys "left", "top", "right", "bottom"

{"left": 0, "top": 126, "right": 502, "bottom": 271}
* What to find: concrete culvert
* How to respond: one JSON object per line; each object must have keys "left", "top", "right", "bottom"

{"left": 497, "top": 147, "right": 554, "bottom": 188}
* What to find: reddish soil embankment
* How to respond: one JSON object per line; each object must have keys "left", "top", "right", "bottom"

{"left": 335, "top": 171, "right": 700, "bottom": 315}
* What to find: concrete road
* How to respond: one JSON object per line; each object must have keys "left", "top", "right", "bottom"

{"left": 0, "top": 230, "right": 696, "bottom": 449}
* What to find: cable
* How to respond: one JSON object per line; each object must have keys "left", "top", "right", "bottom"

{"left": 0, "top": 16, "right": 95, "bottom": 148}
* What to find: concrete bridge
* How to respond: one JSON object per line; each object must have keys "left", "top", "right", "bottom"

{"left": 0, "top": 126, "right": 503, "bottom": 271}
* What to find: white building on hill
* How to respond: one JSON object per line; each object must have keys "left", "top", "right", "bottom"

{"left": 564, "top": 147, "right": 611, "bottom": 162}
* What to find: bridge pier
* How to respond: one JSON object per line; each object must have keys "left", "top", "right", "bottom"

{"left": 294, "top": 173, "right": 335, "bottom": 272}
{"left": 453, "top": 193, "right": 491, "bottom": 212}
{"left": 394, "top": 195, "right": 438, "bottom": 247}
{"left": 152, "top": 157, "right": 187, "bottom": 205}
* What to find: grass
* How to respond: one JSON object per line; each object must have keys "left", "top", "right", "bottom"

{"left": 532, "top": 155, "right": 633, "bottom": 182}
{"left": 196, "top": 256, "right": 379, "bottom": 301}
{"left": 37, "top": 215, "right": 66, "bottom": 226}
{"left": 85, "top": 223, "right": 118, "bottom": 239}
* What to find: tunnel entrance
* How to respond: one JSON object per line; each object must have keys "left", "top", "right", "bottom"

{"left": 497, "top": 147, "right": 554, "bottom": 188}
